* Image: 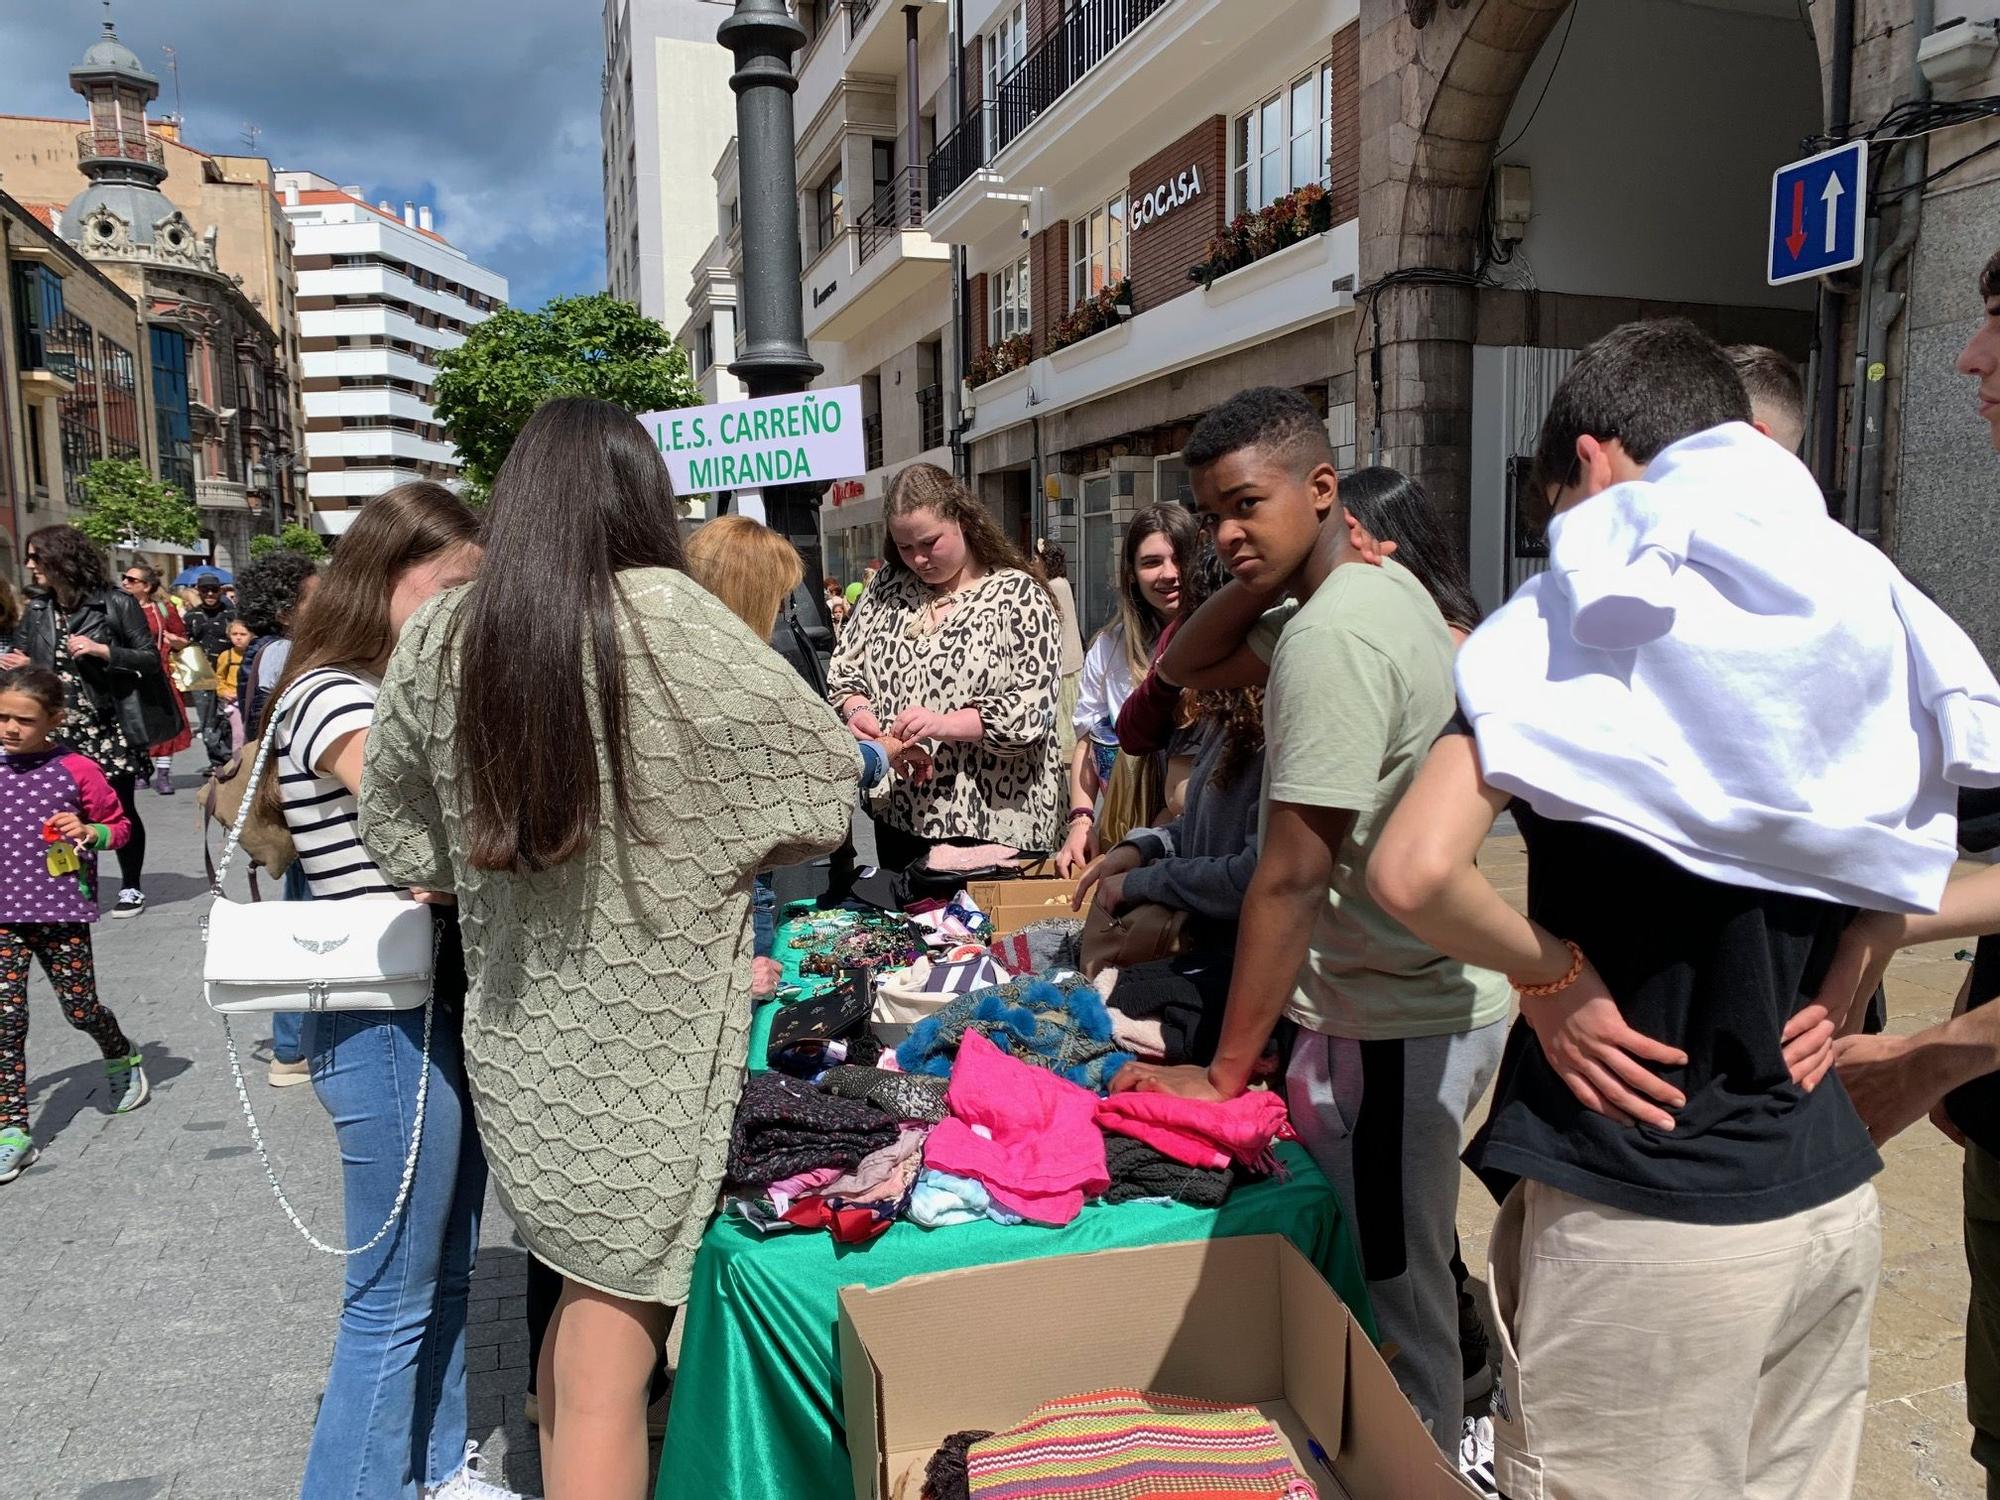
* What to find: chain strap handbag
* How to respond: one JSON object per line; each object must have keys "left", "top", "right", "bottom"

{"left": 201, "top": 671, "right": 439, "bottom": 1256}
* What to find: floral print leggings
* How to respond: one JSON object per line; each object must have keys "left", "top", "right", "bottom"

{"left": 0, "top": 923, "right": 128, "bottom": 1135}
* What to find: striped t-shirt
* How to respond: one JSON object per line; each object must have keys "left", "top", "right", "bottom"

{"left": 273, "top": 666, "right": 400, "bottom": 901}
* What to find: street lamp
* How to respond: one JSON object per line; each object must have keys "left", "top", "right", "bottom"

{"left": 719, "top": 0, "right": 825, "bottom": 573}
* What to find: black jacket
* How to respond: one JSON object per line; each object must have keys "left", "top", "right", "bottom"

{"left": 183, "top": 602, "right": 236, "bottom": 659}
{"left": 21, "top": 588, "right": 180, "bottom": 749}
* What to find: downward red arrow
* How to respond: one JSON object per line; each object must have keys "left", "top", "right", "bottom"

{"left": 1785, "top": 179, "right": 1807, "bottom": 260}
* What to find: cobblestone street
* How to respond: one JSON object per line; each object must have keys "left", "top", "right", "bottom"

{"left": 2, "top": 756, "right": 1992, "bottom": 1498}
{"left": 0, "top": 750, "right": 543, "bottom": 1500}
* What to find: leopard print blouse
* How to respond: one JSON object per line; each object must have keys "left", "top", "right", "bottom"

{"left": 827, "top": 566, "right": 1063, "bottom": 852}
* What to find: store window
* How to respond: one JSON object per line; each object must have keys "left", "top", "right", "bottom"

{"left": 1155, "top": 453, "right": 1195, "bottom": 510}
{"left": 1231, "top": 61, "right": 1334, "bottom": 213}
{"left": 1070, "top": 194, "right": 1129, "bottom": 304}
{"left": 696, "top": 320, "right": 716, "bottom": 373}
{"left": 1080, "top": 472, "right": 1116, "bottom": 640}
{"left": 989, "top": 252, "right": 1031, "bottom": 347}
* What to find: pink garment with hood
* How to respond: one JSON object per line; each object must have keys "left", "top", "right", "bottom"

{"left": 1096, "top": 1090, "right": 1295, "bottom": 1174}
{"left": 924, "top": 1030, "right": 1108, "bottom": 1226}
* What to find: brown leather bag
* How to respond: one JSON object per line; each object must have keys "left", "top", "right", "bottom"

{"left": 1079, "top": 899, "right": 1190, "bottom": 979}
{"left": 196, "top": 740, "right": 297, "bottom": 884}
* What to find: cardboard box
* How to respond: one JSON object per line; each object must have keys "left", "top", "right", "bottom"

{"left": 837, "top": 1234, "right": 1477, "bottom": 1500}
{"left": 967, "top": 863, "right": 1078, "bottom": 938}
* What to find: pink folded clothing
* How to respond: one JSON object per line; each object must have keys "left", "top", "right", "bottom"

{"left": 925, "top": 1030, "right": 1108, "bottom": 1226}
{"left": 922, "top": 843, "right": 1020, "bottom": 873}
{"left": 1096, "top": 1090, "right": 1295, "bottom": 1175}
{"left": 766, "top": 1165, "right": 843, "bottom": 1216}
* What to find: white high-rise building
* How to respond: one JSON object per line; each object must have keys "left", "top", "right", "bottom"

{"left": 275, "top": 172, "right": 507, "bottom": 529}
{"left": 602, "top": 0, "right": 737, "bottom": 327}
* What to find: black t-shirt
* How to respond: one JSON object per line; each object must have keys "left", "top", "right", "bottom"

{"left": 1940, "top": 787, "right": 2000, "bottom": 1154}
{"left": 1464, "top": 800, "right": 1882, "bottom": 1225}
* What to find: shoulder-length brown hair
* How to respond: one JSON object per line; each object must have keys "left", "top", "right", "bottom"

{"left": 255, "top": 482, "right": 481, "bottom": 822}
{"left": 687, "top": 515, "right": 804, "bottom": 640}
{"left": 456, "top": 396, "right": 688, "bottom": 874}
{"left": 880, "top": 463, "right": 1048, "bottom": 594}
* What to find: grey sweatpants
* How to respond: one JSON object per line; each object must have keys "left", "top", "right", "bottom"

{"left": 1285, "top": 1018, "right": 1509, "bottom": 1450}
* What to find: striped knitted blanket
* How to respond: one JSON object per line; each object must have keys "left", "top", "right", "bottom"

{"left": 965, "top": 1388, "right": 1319, "bottom": 1499}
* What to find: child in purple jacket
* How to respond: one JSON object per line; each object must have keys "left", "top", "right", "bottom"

{"left": 0, "top": 666, "right": 148, "bottom": 1184}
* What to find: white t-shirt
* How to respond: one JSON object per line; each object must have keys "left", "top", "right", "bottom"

{"left": 1075, "top": 627, "right": 1138, "bottom": 735}
{"left": 273, "top": 666, "right": 400, "bottom": 901}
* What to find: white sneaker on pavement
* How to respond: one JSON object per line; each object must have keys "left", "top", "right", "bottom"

{"left": 1459, "top": 1415, "right": 1499, "bottom": 1496}
{"left": 425, "top": 1440, "right": 535, "bottom": 1500}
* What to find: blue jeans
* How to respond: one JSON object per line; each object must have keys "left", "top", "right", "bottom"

{"left": 299, "top": 999, "right": 487, "bottom": 1498}
{"left": 270, "top": 863, "right": 312, "bottom": 1063}
{"left": 753, "top": 873, "right": 777, "bottom": 960}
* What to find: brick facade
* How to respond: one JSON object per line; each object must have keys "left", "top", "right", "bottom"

{"left": 968, "top": 272, "right": 989, "bottom": 362}
{"left": 962, "top": 39, "right": 981, "bottom": 117}
{"left": 1125, "top": 116, "right": 1226, "bottom": 315}
{"left": 1030, "top": 221, "right": 1069, "bottom": 356}
{"left": 1029, "top": 0, "right": 1062, "bottom": 42}
{"left": 1329, "top": 23, "right": 1360, "bottom": 226}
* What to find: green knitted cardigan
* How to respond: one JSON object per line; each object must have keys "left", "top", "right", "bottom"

{"left": 359, "top": 568, "right": 860, "bottom": 1303}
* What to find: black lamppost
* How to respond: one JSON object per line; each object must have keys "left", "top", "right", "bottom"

{"left": 719, "top": 0, "right": 825, "bottom": 572}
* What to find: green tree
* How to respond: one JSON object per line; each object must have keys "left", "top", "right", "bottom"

{"left": 73, "top": 457, "right": 200, "bottom": 549}
{"left": 248, "top": 523, "right": 327, "bottom": 561}
{"left": 433, "top": 292, "right": 700, "bottom": 494}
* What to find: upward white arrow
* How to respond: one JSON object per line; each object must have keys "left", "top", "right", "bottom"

{"left": 1822, "top": 173, "right": 1845, "bottom": 254}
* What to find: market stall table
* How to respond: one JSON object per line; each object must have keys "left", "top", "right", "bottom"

{"left": 653, "top": 1139, "right": 1371, "bottom": 1500}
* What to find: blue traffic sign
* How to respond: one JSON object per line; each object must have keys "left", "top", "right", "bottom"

{"left": 1768, "top": 141, "right": 1867, "bottom": 286}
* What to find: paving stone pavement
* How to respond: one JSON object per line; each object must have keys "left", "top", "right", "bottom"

{"left": 0, "top": 750, "right": 544, "bottom": 1500}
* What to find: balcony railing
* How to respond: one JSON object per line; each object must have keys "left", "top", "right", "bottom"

{"left": 845, "top": 0, "right": 880, "bottom": 37}
{"left": 916, "top": 385, "right": 945, "bottom": 451}
{"left": 76, "top": 129, "right": 164, "bottom": 170}
{"left": 928, "top": 0, "right": 1173, "bottom": 205}
{"left": 855, "top": 166, "right": 928, "bottom": 263}
{"left": 863, "top": 412, "right": 884, "bottom": 471}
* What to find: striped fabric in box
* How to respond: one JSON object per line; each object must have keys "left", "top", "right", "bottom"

{"left": 966, "top": 1388, "right": 1319, "bottom": 1499}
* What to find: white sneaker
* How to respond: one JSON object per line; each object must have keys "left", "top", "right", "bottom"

{"left": 426, "top": 1441, "right": 536, "bottom": 1500}
{"left": 1459, "top": 1415, "right": 1499, "bottom": 1496}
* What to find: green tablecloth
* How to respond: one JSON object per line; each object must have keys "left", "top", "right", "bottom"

{"left": 652, "top": 1140, "right": 1371, "bottom": 1500}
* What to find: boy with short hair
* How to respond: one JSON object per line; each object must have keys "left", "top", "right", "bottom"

{"left": 1122, "top": 385, "right": 1513, "bottom": 1450}
{"left": 1371, "top": 316, "right": 2000, "bottom": 1497}
{"left": 1726, "top": 343, "right": 1807, "bottom": 453}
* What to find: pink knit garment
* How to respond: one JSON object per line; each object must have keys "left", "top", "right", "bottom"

{"left": 1096, "top": 1090, "right": 1295, "bottom": 1174}
{"left": 925, "top": 1030, "right": 1109, "bottom": 1225}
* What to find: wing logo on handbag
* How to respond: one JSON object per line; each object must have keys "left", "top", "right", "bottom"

{"left": 291, "top": 934, "right": 350, "bottom": 955}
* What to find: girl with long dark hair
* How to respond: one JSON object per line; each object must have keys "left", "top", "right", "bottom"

{"left": 255, "top": 484, "right": 508, "bottom": 1500}
{"left": 1055, "top": 502, "right": 1199, "bottom": 874}
{"left": 117, "top": 560, "right": 193, "bottom": 795}
{"left": 5, "top": 526, "right": 177, "bottom": 917}
{"left": 1338, "top": 467, "right": 1483, "bottom": 638}
{"left": 359, "top": 397, "right": 859, "bottom": 1499}
{"left": 827, "top": 461, "right": 1065, "bottom": 872}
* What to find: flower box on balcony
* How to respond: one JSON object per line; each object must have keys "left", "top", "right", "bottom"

{"left": 1048, "top": 279, "right": 1133, "bottom": 354}
{"left": 969, "top": 332, "right": 1032, "bottom": 387}
{"left": 1187, "top": 184, "right": 1336, "bottom": 291}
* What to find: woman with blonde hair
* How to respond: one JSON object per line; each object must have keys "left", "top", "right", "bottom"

{"left": 687, "top": 514, "right": 805, "bottom": 640}
{"left": 827, "top": 462, "right": 1063, "bottom": 872}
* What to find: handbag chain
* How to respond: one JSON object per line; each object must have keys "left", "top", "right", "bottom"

{"left": 204, "top": 671, "right": 439, "bottom": 1257}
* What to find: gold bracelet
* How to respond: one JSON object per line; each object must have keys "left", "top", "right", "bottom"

{"left": 1514, "top": 939, "right": 1585, "bottom": 999}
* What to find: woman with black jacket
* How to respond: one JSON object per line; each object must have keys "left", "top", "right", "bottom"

{"left": 2, "top": 527, "right": 178, "bottom": 917}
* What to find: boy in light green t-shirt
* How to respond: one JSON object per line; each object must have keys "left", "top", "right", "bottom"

{"left": 1114, "top": 386, "right": 1509, "bottom": 1453}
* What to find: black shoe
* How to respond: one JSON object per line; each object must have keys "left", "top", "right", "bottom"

{"left": 113, "top": 888, "right": 146, "bottom": 919}
{"left": 1461, "top": 1289, "right": 1494, "bottom": 1400}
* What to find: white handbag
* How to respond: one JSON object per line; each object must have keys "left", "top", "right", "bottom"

{"left": 201, "top": 671, "right": 439, "bottom": 1257}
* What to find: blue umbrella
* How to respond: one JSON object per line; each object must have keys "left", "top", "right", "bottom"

{"left": 173, "top": 565, "right": 233, "bottom": 587}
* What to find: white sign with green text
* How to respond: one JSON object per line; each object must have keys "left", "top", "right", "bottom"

{"left": 642, "top": 385, "right": 866, "bottom": 494}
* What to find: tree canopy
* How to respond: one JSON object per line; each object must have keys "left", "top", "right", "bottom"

{"left": 249, "top": 523, "right": 327, "bottom": 561}
{"left": 73, "top": 457, "right": 201, "bottom": 549}
{"left": 433, "top": 293, "right": 700, "bottom": 495}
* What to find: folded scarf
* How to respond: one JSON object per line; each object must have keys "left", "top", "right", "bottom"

{"left": 1101, "top": 1134, "right": 1232, "bottom": 1207}
{"left": 907, "top": 1169, "right": 1024, "bottom": 1228}
{"left": 819, "top": 1124, "right": 929, "bottom": 1201}
{"left": 967, "top": 1389, "right": 1318, "bottom": 1499}
{"left": 925, "top": 1031, "right": 1109, "bottom": 1226}
{"left": 819, "top": 1064, "right": 951, "bottom": 1123}
{"left": 1096, "top": 1089, "right": 1293, "bottom": 1175}
{"left": 725, "top": 1071, "right": 900, "bottom": 1185}
{"left": 1458, "top": 422, "right": 2000, "bottom": 913}
{"left": 895, "top": 974, "right": 1134, "bottom": 1093}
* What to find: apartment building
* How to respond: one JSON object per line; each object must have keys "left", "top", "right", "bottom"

{"left": 275, "top": 172, "right": 507, "bottom": 526}
{"left": 923, "top": 0, "right": 1359, "bottom": 637}
{"left": 0, "top": 19, "right": 302, "bottom": 566}
{"left": 679, "top": 140, "right": 747, "bottom": 413}
{"left": 603, "top": 0, "right": 739, "bottom": 328}
{"left": 780, "top": 0, "right": 957, "bottom": 584}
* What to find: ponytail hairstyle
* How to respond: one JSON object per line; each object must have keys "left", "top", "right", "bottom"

{"left": 455, "top": 397, "right": 687, "bottom": 873}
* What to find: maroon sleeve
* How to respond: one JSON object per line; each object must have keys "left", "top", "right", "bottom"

{"left": 1113, "top": 617, "right": 1187, "bottom": 757}
{"left": 63, "top": 752, "right": 131, "bottom": 848}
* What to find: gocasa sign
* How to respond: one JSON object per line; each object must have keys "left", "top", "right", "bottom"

{"left": 1130, "top": 165, "right": 1203, "bottom": 231}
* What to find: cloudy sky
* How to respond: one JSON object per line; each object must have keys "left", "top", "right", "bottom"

{"left": 2, "top": 0, "right": 623, "bottom": 310}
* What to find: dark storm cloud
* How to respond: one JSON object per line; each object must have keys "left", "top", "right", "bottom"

{"left": 1, "top": 0, "right": 610, "bottom": 309}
